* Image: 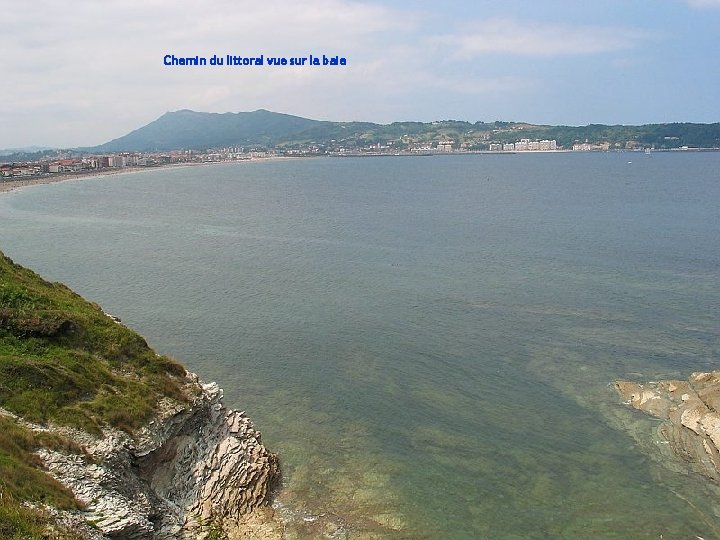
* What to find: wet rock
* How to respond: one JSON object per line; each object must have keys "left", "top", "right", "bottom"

{"left": 616, "top": 371, "right": 720, "bottom": 482}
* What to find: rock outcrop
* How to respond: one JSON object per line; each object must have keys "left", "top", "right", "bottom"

{"left": 18, "top": 372, "right": 280, "bottom": 539}
{"left": 616, "top": 371, "right": 720, "bottom": 482}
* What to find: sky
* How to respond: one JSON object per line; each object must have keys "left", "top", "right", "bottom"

{"left": 2, "top": 0, "right": 719, "bottom": 148}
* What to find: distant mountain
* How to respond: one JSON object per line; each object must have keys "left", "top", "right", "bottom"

{"left": 0, "top": 145, "right": 55, "bottom": 156}
{"left": 87, "top": 109, "right": 720, "bottom": 153}
{"left": 91, "top": 109, "right": 327, "bottom": 152}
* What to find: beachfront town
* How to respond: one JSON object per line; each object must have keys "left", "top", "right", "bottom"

{"left": 0, "top": 136, "right": 703, "bottom": 181}
{"left": 0, "top": 139, "right": 553, "bottom": 180}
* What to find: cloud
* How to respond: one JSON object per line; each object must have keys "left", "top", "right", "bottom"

{"left": 1, "top": 0, "right": 417, "bottom": 146}
{"left": 5, "top": 0, "right": 409, "bottom": 62}
{"left": 430, "top": 19, "right": 652, "bottom": 59}
{"left": 2, "top": 1, "right": 716, "bottom": 147}
{"left": 685, "top": 0, "right": 720, "bottom": 7}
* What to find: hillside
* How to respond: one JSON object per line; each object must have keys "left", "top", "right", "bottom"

{"left": 0, "top": 251, "right": 279, "bottom": 538}
{"left": 0, "top": 111, "right": 717, "bottom": 161}
{"left": 86, "top": 109, "right": 720, "bottom": 153}
{"left": 92, "top": 109, "right": 325, "bottom": 152}
{"left": 0, "top": 252, "right": 188, "bottom": 434}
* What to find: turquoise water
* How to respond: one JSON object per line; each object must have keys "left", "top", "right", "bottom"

{"left": 1, "top": 153, "right": 719, "bottom": 538}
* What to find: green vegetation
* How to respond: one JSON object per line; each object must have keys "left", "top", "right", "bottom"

{"left": 0, "top": 411, "right": 92, "bottom": 539}
{"left": 494, "top": 122, "right": 720, "bottom": 149}
{"left": 0, "top": 249, "right": 192, "bottom": 536}
{"left": 93, "top": 108, "right": 323, "bottom": 152}
{"left": 0, "top": 251, "right": 188, "bottom": 434}
{"left": 85, "top": 110, "right": 720, "bottom": 152}
{"left": 3, "top": 111, "right": 719, "bottom": 160}
{"left": 0, "top": 416, "right": 83, "bottom": 539}
{"left": 0, "top": 416, "right": 79, "bottom": 506}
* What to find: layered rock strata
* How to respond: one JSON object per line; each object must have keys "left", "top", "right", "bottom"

{"left": 616, "top": 371, "right": 720, "bottom": 482}
{"left": 18, "top": 372, "right": 280, "bottom": 539}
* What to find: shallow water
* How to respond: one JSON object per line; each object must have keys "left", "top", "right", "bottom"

{"left": 1, "top": 153, "right": 719, "bottom": 538}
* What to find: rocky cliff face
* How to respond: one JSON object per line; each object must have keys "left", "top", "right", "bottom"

{"left": 616, "top": 371, "right": 720, "bottom": 482}
{"left": 21, "top": 372, "right": 281, "bottom": 539}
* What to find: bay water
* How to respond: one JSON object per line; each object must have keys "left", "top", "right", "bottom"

{"left": 1, "top": 153, "right": 719, "bottom": 538}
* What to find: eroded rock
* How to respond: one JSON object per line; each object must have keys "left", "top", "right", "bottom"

{"left": 31, "top": 373, "right": 280, "bottom": 539}
{"left": 616, "top": 371, "right": 720, "bottom": 482}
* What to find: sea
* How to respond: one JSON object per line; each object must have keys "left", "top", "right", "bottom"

{"left": 1, "top": 152, "right": 719, "bottom": 538}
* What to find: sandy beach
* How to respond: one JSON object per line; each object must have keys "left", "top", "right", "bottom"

{"left": 0, "top": 167, "right": 165, "bottom": 194}
{"left": 0, "top": 164, "right": 200, "bottom": 194}
{"left": 0, "top": 157, "right": 310, "bottom": 195}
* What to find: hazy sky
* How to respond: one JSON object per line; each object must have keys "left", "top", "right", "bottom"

{"left": 2, "top": 0, "right": 719, "bottom": 148}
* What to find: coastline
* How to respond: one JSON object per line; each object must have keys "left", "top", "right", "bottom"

{"left": 0, "top": 251, "right": 282, "bottom": 538}
{"left": 0, "top": 156, "right": 314, "bottom": 195}
{"left": 3, "top": 152, "right": 719, "bottom": 537}
{"left": 4, "top": 149, "right": 717, "bottom": 196}
{"left": 0, "top": 163, "right": 205, "bottom": 195}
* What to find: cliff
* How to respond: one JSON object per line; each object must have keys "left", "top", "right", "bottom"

{"left": 616, "top": 371, "right": 720, "bottom": 482}
{"left": 0, "top": 251, "right": 281, "bottom": 539}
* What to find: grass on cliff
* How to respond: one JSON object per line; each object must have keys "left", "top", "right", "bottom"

{"left": 0, "top": 251, "right": 189, "bottom": 435}
{"left": 0, "top": 249, "right": 193, "bottom": 535}
{"left": 0, "top": 415, "right": 84, "bottom": 539}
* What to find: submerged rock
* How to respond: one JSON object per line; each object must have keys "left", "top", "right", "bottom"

{"left": 29, "top": 372, "right": 281, "bottom": 539}
{"left": 616, "top": 371, "right": 720, "bottom": 482}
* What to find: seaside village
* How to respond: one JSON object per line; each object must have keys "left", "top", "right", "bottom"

{"left": 1, "top": 151, "right": 205, "bottom": 180}
{"left": 1, "top": 137, "right": 567, "bottom": 180}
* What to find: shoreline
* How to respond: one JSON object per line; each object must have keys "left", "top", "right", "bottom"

{"left": 4, "top": 149, "right": 718, "bottom": 196}
{"left": 0, "top": 162, "right": 209, "bottom": 195}
{"left": 0, "top": 156, "right": 314, "bottom": 195}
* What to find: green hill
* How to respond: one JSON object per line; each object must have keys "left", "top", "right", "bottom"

{"left": 92, "top": 109, "right": 325, "bottom": 152}
{"left": 0, "top": 250, "right": 190, "bottom": 538}
{"left": 87, "top": 109, "right": 720, "bottom": 153}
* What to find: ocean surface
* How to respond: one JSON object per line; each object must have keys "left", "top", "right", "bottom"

{"left": 1, "top": 153, "right": 719, "bottom": 538}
